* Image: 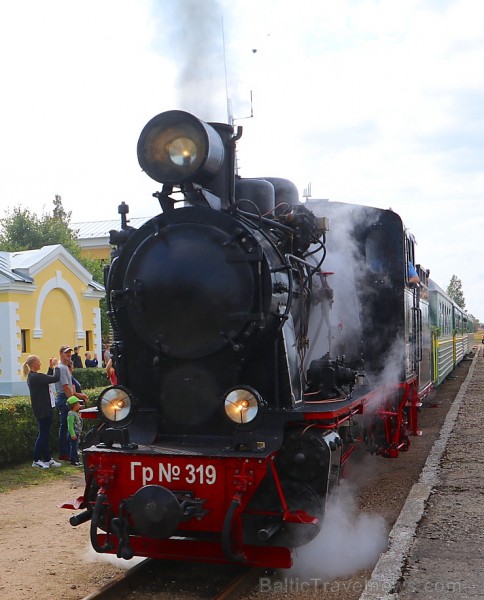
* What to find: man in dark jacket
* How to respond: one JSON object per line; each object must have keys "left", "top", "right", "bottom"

{"left": 22, "top": 354, "right": 62, "bottom": 468}
{"left": 72, "top": 346, "right": 83, "bottom": 368}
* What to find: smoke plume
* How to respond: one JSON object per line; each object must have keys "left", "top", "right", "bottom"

{"left": 152, "top": 0, "right": 231, "bottom": 122}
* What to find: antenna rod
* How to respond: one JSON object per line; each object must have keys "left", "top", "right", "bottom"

{"left": 221, "top": 16, "right": 232, "bottom": 125}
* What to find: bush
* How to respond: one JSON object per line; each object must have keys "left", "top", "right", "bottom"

{"left": 73, "top": 367, "right": 109, "bottom": 389}
{"left": 0, "top": 397, "right": 41, "bottom": 465}
{"left": 0, "top": 387, "right": 105, "bottom": 467}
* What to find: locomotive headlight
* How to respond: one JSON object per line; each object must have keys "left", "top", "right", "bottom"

{"left": 167, "top": 136, "right": 198, "bottom": 166}
{"left": 137, "top": 110, "right": 225, "bottom": 184}
{"left": 98, "top": 386, "right": 135, "bottom": 427}
{"left": 224, "top": 387, "right": 265, "bottom": 426}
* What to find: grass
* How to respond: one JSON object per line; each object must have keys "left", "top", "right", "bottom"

{"left": 0, "top": 460, "right": 83, "bottom": 494}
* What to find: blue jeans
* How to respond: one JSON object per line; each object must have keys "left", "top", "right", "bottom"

{"left": 55, "top": 393, "right": 69, "bottom": 457}
{"left": 34, "top": 413, "right": 53, "bottom": 462}
{"left": 69, "top": 436, "right": 79, "bottom": 464}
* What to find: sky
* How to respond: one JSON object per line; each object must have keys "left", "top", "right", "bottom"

{"left": 0, "top": 0, "right": 483, "bottom": 319}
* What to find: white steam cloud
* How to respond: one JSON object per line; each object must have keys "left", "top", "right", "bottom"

{"left": 286, "top": 480, "right": 388, "bottom": 581}
{"left": 305, "top": 201, "right": 370, "bottom": 366}
{"left": 82, "top": 545, "right": 144, "bottom": 569}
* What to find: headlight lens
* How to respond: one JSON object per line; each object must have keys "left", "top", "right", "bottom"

{"left": 224, "top": 387, "right": 265, "bottom": 425}
{"left": 98, "top": 386, "right": 133, "bottom": 425}
{"left": 167, "top": 136, "right": 198, "bottom": 166}
{"left": 137, "top": 110, "right": 224, "bottom": 184}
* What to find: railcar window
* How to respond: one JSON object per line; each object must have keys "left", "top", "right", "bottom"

{"left": 438, "top": 300, "right": 452, "bottom": 336}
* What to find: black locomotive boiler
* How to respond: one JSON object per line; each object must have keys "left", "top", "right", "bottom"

{"left": 66, "top": 110, "right": 428, "bottom": 568}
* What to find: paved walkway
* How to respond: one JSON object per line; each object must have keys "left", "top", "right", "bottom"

{"left": 359, "top": 347, "right": 484, "bottom": 599}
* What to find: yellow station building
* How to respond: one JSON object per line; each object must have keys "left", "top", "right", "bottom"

{"left": 0, "top": 244, "right": 104, "bottom": 397}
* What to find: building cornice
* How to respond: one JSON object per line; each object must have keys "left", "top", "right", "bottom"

{"left": 0, "top": 283, "right": 35, "bottom": 294}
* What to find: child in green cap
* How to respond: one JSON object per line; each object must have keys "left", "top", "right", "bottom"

{"left": 67, "top": 396, "right": 83, "bottom": 466}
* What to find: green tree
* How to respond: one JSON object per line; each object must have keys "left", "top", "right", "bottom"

{"left": 0, "top": 195, "right": 79, "bottom": 254}
{"left": 0, "top": 206, "right": 44, "bottom": 250}
{"left": 0, "top": 196, "right": 109, "bottom": 338}
{"left": 446, "top": 275, "right": 466, "bottom": 309}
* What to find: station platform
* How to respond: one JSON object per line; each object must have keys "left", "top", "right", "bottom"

{"left": 359, "top": 347, "right": 484, "bottom": 599}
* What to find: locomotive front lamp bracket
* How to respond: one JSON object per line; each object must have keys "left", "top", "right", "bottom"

{"left": 98, "top": 427, "right": 138, "bottom": 450}
{"left": 137, "top": 110, "right": 225, "bottom": 185}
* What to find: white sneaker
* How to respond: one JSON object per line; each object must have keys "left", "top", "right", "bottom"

{"left": 46, "top": 459, "right": 62, "bottom": 467}
{"left": 32, "top": 460, "right": 49, "bottom": 469}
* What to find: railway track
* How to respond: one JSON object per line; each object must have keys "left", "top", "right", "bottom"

{"left": 81, "top": 558, "right": 267, "bottom": 600}
{"left": 81, "top": 558, "right": 152, "bottom": 600}
{"left": 214, "top": 567, "right": 268, "bottom": 600}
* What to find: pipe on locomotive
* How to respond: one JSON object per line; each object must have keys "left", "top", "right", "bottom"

{"left": 90, "top": 492, "right": 114, "bottom": 553}
{"left": 222, "top": 496, "right": 245, "bottom": 562}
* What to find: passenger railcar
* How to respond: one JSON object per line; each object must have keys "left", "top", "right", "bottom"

{"left": 429, "top": 279, "right": 473, "bottom": 386}
{"left": 64, "top": 110, "right": 473, "bottom": 569}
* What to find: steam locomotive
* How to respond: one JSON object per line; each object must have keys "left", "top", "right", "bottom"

{"left": 65, "top": 110, "right": 472, "bottom": 568}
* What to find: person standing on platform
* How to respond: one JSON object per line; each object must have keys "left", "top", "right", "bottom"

{"left": 103, "top": 344, "right": 111, "bottom": 368}
{"left": 68, "top": 360, "right": 86, "bottom": 402}
{"left": 84, "top": 352, "right": 98, "bottom": 368}
{"left": 22, "top": 354, "right": 62, "bottom": 469}
{"left": 106, "top": 357, "right": 118, "bottom": 385}
{"left": 72, "top": 346, "right": 84, "bottom": 368}
{"left": 54, "top": 346, "right": 88, "bottom": 461}
{"left": 66, "top": 396, "right": 83, "bottom": 466}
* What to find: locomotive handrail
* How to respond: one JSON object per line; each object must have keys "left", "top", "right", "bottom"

{"left": 411, "top": 307, "right": 423, "bottom": 364}
{"left": 417, "top": 308, "right": 423, "bottom": 362}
